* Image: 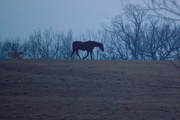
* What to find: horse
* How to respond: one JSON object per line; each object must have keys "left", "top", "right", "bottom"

{"left": 8, "top": 52, "right": 24, "bottom": 59}
{"left": 71, "top": 41, "right": 104, "bottom": 59}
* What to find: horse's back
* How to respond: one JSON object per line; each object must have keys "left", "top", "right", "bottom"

{"left": 72, "top": 41, "right": 90, "bottom": 50}
{"left": 73, "top": 41, "right": 83, "bottom": 45}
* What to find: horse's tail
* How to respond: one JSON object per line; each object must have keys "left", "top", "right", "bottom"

{"left": 72, "top": 42, "right": 74, "bottom": 50}
{"left": 71, "top": 42, "right": 76, "bottom": 57}
{"left": 72, "top": 41, "right": 77, "bottom": 51}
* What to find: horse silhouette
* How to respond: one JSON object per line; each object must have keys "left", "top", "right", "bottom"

{"left": 71, "top": 41, "right": 104, "bottom": 59}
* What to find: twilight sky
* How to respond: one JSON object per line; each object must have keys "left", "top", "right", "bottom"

{"left": 0, "top": 0, "right": 144, "bottom": 40}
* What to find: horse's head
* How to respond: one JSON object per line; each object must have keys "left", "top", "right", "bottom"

{"left": 99, "top": 43, "right": 104, "bottom": 52}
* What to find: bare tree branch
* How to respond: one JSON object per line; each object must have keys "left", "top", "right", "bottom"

{"left": 145, "top": 0, "right": 180, "bottom": 21}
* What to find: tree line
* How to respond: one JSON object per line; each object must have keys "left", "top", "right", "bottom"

{"left": 0, "top": 4, "right": 180, "bottom": 60}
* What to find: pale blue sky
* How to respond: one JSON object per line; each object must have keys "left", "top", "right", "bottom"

{"left": 0, "top": 0, "right": 144, "bottom": 40}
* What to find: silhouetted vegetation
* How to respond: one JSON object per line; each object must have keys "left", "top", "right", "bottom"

{"left": 146, "top": 0, "right": 180, "bottom": 21}
{"left": 0, "top": 4, "right": 179, "bottom": 60}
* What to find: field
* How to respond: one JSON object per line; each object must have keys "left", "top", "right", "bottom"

{"left": 0, "top": 59, "right": 180, "bottom": 120}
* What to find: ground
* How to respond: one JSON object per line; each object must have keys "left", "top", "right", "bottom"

{"left": 0, "top": 59, "right": 180, "bottom": 120}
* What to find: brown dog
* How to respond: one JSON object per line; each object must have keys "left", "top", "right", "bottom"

{"left": 8, "top": 52, "right": 24, "bottom": 59}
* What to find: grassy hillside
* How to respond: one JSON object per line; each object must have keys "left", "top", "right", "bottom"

{"left": 0, "top": 59, "right": 180, "bottom": 120}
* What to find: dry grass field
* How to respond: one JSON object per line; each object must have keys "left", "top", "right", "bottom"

{"left": 0, "top": 59, "right": 180, "bottom": 120}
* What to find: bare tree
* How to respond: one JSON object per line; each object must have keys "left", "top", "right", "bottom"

{"left": 41, "top": 28, "right": 54, "bottom": 58}
{"left": 157, "top": 22, "right": 180, "bottom": 60}
{"left": 110, "top": 4, "right": 147, "bottom": 60}
{"left": 144, "top": 19, "right": 180, "bottom": 60}
{"left": 59, "top": 30, "right": 73, "bottom": 59}
{"left": 146, "top": 0, "right": 180, "bottom": 21}
{"left": 0, "top": 38, "right": 25, "bottom": 59}
{"left": 51, "top": 33, "right": 63, "bottom": 59}
{"left": 0, "top": 41, "right": 7, "bottom": 59}
{"left": 28, "top": 29, "right": 42, "bottom": 58}
{"left": 143, "top": 19, "right": 162, "bottom": 60}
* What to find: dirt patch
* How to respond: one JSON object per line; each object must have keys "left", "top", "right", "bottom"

{"left": 0, "top": 59, "right": 180, "bottom": 120}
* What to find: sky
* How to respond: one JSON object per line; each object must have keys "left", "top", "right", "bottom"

{"left": 0, "top": 0, "right": 144, "bottom": 40}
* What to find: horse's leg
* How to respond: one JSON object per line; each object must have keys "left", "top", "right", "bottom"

{"left": 76, "top": 50, "right": 81, "bottom": 59}
{"left": 90, "top": 51, "right": 93, "bottom": 60}
{"left": 83, "top": 51, "right": 89, "bottom": 59}
{"left": 71, "top": 50, "right": 75, "bottom": 57}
